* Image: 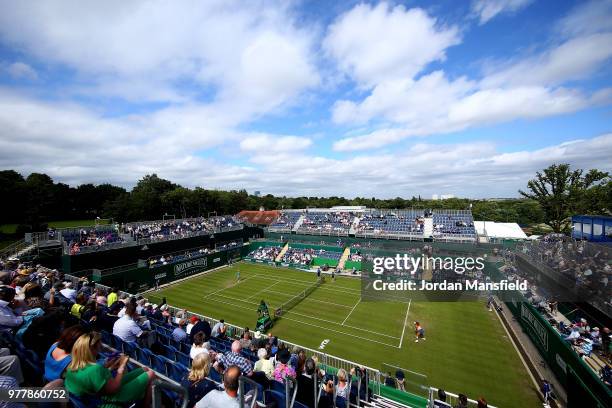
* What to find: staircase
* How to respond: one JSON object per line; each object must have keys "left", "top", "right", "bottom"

{"left": 0, "top": 239, "right": 36, "bottom": 261}
{"left": 423, "top": 217, "right": 433, "bottom": 239}
{"left": 365, "top": 395, "right": 415, "bottom": 408}
{"left": 275, "top": 243, "right": 289, "bottom": 262}
{"left": 337, "top": 247, "right": 351, "bottom": 270}
{"left": 292, "top": 215, "right": 305, "bottom": 232}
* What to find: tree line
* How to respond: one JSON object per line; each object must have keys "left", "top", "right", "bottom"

{"left": 0, "top": 164, "right": 609, "bottom": 235}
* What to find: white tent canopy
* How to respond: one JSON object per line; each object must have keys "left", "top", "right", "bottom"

{"left": 474, "top": 221, "right": 528, "bottom": 240}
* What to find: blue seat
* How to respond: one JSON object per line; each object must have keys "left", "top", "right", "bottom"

{"left": 100, "top": 330, "right": 113, "bottom": 346}
{"left": 149, "top": 353, "right": 169, "bottom": 376}
{"left": 168, "top": 362, "right": 189, "bottom": 383}
{"left": 112, "top": 334, "right": 125, "bottom": 351}
{"left": 122, "top": 341, "right": 137, "bottom": 358}
{"left": 157, "top": 333, "right": 170, "bottom": 345}
{"left": 170, "top": 338, "right": 182, "bottom": 350}
{"left": 209, "top": 367, "right": 222, "bottom": 383}
{"left": 68, "top": 393, "right": 102, "bottom": 408}
{"left": 135, "top": 346, "right": 153, "bottom": 366}
{"left": 264, "top": 390, "right": 287, "bottom": 407}
{"left": 179, "top": 341, "right": 191, "bottom": 354}
{"left": 271, "top": 380, "right": 286, "bottom": 394}
{"left": 160, "top": 344, "right": 177, "bottom": 360}
{"left": 176, "top": 351, "right": 190, "bottom": 367}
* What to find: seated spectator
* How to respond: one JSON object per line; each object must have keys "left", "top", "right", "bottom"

{"left": 336, "top": 368, "right": 349, "bottom": 399}
{"left": 239, "top": 331, "right": 251, "bottom": 350}
{"left": 70, "top": 293, "right": 87, "bottom": 319}
{"left": 454, "top": 394, "right": 468, "bottom": 408}
{"left": 296, "top": 358, "right": 317, "bottom": 407}
{"left": 253, "top": 347, "right": 274, "bottom": 380}
{"left": 23, "top": 283, "right": 47, "bottom": 310}
{"left": 273, "top": 349, "right": 296, "bottom": 383}
{"left": 44, "top": 325, "right": 86, "bottom": 381}
{"left": 64, "top": 331, "right": 156, "bottom": 406}
{"left": 107, "top": 288, "right": 118, "bottom": 307}
{"left": 182, "top": 353, "right": 216, "bottom": 408}
{"left": 60, "top": 282, "right": 77, "bottom": 303}
{"left": 190, "top": 332, "right": 210, "bottom": 360}
{"left": 190, "top": 318, "right": 212, "bottom": 342}
{"left": 195, "top": 364, "right": 240, "bottom": 408}
{"left": 0, "top": 286, "right": 23, "bottom": 332}
{"left": 477, "top": 397, "right": 488, "bottom": 408}
{"left": 211, "top": 320, "right": 226, "bottom": 339}
{"left": 172, "top": 319, "right": 187, "bottom": 342}
{"left": 186, "top": 316, "right": 198, "bottom": 335}
{"left": 216, "top": 341, "right": 252, "bottom": 377}
{"left": 0, "top": 348, "right": 24, "bottom": 385}
{"left": 318, "top": 378, "right": 335, "bottom": 408}
{"left": 395, "top": 369, "right": 405, "bottom": 391}
{"left": 112, "top": 303, "right": 144, "bottom": 343}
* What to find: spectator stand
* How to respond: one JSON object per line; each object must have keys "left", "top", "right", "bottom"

{"left": 245, "top": 241, "right": 284, "bottom": 265}
{"left": 268, "top": 211, "right": 304, "bottom": 233}
{"left": 297, "top": 210, "right": 357, "bottom": 237}
{"left": 355, "top": 209, "right": 426, "bottom": 241}
{"left": 431, "top": 209, "right": 477, "bottom": 243}
{"left": 59, "top": 215, "right": 244, "bottom": 255}
{"left": 492, "top": 255, "right": 612, "bottom": 408}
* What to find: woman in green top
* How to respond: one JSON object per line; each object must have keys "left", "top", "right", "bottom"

{"left": 64, "top": 332, "right": 156, "bottom": 407}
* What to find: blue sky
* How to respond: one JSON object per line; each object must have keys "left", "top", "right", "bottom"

{"left": 0, "top": 0, "right": 610, "bottom": 198}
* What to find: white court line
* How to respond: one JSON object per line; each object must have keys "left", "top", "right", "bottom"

{"left": 259, "top": 289, "right": 353, "bottom": 309}
{"left": 253, "top": 274, "right": 361, "bottom": 295}
{"left": 207, "top": 291, "right": 399, "bottom": 340}
{"left": 246, "top": 280, "right": 282, "bottom": 300}
{"left": 202, "top": 295, "right": 400, "bottom": 348}
{"left": 280, "top": 315, "right": 400, "bottom": 348}
{"left": 341, "top": 298, "right": 361, "bottom": 325}
{"left": 204, "top": 275, "right": 257, "bottom": 298}
{"left": 398, "top": 299, "right": 412, "bottom": 348}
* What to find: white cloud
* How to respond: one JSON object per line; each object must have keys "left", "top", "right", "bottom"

{"left": 481, "top": 33, "right": 612, "bottom": 88}
{"left": 3, "top": 62, "right": 38, "bottom": 80}
{"left": 0, "top": 89, "right": 610, "bottom": 198}
{"left": 471, "top": 0, "right": 533, "bottom": 24}
{"left": 240, "top": 134, "right": 312, "bottom": 153}
{"left": 556, "top": 0, "right": 612, "bottom": 37}
{"left": 323, "top": 2, "right": 460, "bottom": 87}
{"left": 330, "top": 0, "right": 612, "bottom": 152}
{"left": 332, "top": 75, "right": 601, "bottom": 152}
{"left": 0, "top": 0, "right": 320, "bottom": 113}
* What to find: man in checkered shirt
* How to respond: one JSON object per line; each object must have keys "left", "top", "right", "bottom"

{"left": 216, "top": 340, "right": 253, "bottom": 376}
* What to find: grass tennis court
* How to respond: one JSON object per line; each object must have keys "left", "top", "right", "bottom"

{"left": 150, "top": 262, "right": 540, "bottom": 407}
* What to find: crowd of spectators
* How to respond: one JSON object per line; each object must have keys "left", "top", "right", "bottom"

{"left": 298, "top": 211, "right": 355, "bottom": 234}
{"left": 248, "top": 246, "right": 281, "bottom": 261}
{"left": 126, "top": 216, "right": 239, "bottom": 242}
{"left": 269, "top": 212, "right": 303, "bottom": 230}
{"left": 518, "top": 235, "right": 611, "bottom": 304}
{"left": 66, "top": 227, "right": 123, "bottom": 254}
{"left": 149, "top": 240, "right": 243, "bottom": 268}
{"left": 356, "top": 212, "right": 425, "bottom": 236}
{"left": 499, "top": 249, "right": 611, "bottom": 387}
{"left": 281, "top": 248, "right": 314, "bottom": 266}
{"left": 432, "top": 214, "right": 475, "bottom": 237}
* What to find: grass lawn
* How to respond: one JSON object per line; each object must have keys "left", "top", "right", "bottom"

{"left": 0, "top": 219, "right": 112, "bottom": 235}
{"left": 0, "top": 224, "right": 18, "bottom": 234}
{"left": 149, "top": 262, "right": 540, "bottom": 407}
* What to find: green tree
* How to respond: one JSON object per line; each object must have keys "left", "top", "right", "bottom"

{"left": 519, "top": 164, "right": 609, "bottom": 232}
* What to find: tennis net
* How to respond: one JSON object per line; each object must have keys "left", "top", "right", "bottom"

{"left": 274, "top": 277, "right": 322, "bottom": 318}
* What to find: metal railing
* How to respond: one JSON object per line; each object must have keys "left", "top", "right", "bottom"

{"left": 102, "top": 344, "right": 189, "bottom": 408}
